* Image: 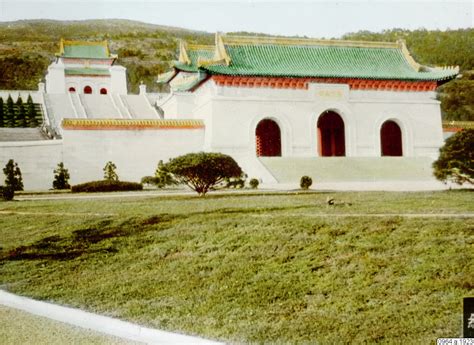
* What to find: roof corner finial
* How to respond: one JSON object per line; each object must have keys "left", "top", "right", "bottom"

{"left": 214, "top": 32, "right": 231, "bottom": 66}
{"left": 178, "top": 40, "right": 191, "bottom": 65}
{"left": 398, "top": 39, "right": 421, "bottom": 72}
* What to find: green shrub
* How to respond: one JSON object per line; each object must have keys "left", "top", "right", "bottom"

{"left": 141, "top": 176, "right": 160, "bottom": 186}
{"left": 433, "top": 129, "right": 474, "bottom": 185}
{"left": 300, "top": 176, "right": 313, "bottom": 189}
{"left": 103, "top": 161, "right": 119, "bottom": 181}
{"left": 161, "top": 152, "right": 243, "bottom": 196}
{"left": 249, "top": 178, "right": 259, "bottom": 189}
{"left": 225, "top": 177, "right": 246, "bottom": 189}
{"left": 71, "top": 180, "right": 143, "bottom": 193}
{"left": 154, "top": 160, "right": 178, "bottom": 188}
{"left": 3, "top": 159, "right": 23, "bottom": 191}
{"left": 0, "top": 185, "right": 14, "bottom": 201}
{"left": 52, "top": 162, "right": 71, "bottom": 190}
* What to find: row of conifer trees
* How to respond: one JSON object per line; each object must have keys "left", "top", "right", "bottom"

{"left": 0, "top": 95, "right": 42, "bottom": 128}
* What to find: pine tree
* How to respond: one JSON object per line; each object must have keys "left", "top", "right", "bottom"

{"left": 0, "top": 97, "right": 4, "bottom": 127}
{"left": 26, "top": 95, "right": 38, "bottom": 127}
{"left": 6, "top": 95, "right": 15, "bottom": 127}
{"left": 52, "top": 162, "right": 71, "bottom": 190}
{"left": 103, "top": 161, "right": 119, "bottom": 181}
{"left": 16, "top": 96, "right": 27, "bottom": 127}
{"left": 3, "top": 159, "right": 24, "bottom": 191}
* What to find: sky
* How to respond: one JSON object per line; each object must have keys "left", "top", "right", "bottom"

{"left": 0, "top": 0, "right": 472, "bottom": 38}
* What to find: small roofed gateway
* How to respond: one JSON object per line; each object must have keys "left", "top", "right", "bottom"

{"left": 45, "top": 39, "right": 127, "bottom": 95}
{"left": 157, "top": 33, "right": 458, "bottom": 171}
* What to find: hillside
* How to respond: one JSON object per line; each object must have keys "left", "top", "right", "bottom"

{"left": 0, "top": 19, "right": 213, "bottom": 93}
{"left": 0, "top": 20, "right": 472, "bottom": 120}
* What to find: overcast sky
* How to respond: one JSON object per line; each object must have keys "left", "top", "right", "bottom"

{"left": 0, "top": 0, "right": 472, "bottom": 38}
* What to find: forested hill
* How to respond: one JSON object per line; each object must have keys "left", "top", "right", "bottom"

{"left": 342, "top": 29, "right": 474, "bottom": 121}
{"left": 0, "top": 20, "right": 472, "bottom": 120}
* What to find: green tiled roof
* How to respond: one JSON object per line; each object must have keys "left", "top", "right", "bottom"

{"left": 157, "top": 70, "right": 177, "bottom": 83}
{"left": 65, "top": 68, "right": 110, "bottom": 76}
{"left": 174, "top": 36, "right": 458, "bottom": 82}
{"left": 59, "top": 40, "right": 113, "bottom": 59}
{"left": 175, "top": 46, "right": 215, "bottom": 73}
{"left": 170, "top": 72, "right": 207, "bottom": 92}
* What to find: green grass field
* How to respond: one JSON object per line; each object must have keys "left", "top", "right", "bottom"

{"left": 0, "top": 191, "right": 473, "bottom": 344}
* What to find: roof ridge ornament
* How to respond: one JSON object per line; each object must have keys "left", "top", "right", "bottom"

{"left": 397, "top": 39, "right": 421, "bottom": 72}
{"left": 178, "top": 40, "right": 191, "bottom": 65}
{"left": 221, "top": 34, "right": 399, "bottom": 49}
{"left": 214, "top": 32, "right": 231, "bottom": 66}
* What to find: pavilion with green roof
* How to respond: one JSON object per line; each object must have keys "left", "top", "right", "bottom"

{"left": 46, "top": 39, "right": 127, "bottom": 95}
{"left": 157, "top": 33, "right": 458, "bottom": 167}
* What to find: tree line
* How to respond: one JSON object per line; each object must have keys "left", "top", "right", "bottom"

{"left": 0, "top": 95, "right": 41, "bottom": 128}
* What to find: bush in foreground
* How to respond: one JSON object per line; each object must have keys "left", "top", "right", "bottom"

{"left": 433, "top": 129, "right": 474, "bottom": 185}
{"left": 249, "top": 178, "right": 259, "bottom": 189}
{"left": 161, "top": 152, "right": 243, "bottom": 196}
{"left": 3, "top": 159, "right": 23, "bottom": 191}
{"left": 0, "top": 185, "right": 14, "bottom": 201}
{"left": 52, "top": 162, "right": 71, "bottom": 190}
{"left": 71, "top": 180, "right": 142, "bottom": 193}
{"left": 300, "top": 176, "right": 313, "bottom": 189}
{"left": 103, "top": 161, "right": 119, "bottom": 181}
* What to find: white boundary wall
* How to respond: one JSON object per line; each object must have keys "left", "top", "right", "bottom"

{"left": 62, "top": 127, "right": 205, "bottom": 185}
{"left": 0, "top": 290, "right": 223, "bottom": 345}
{"left": 0, "top": 140, "right": 63, "bottom": 190}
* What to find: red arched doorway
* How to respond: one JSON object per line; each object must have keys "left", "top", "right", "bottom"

{"left": 317, "top": 111, "right": 345, "bottom": 156}
{"left": 380, "top": 120, "right": 403, "bottom": 156}
{"left": 68, "top": 87, "right": 76, "bottom": 93}
{"left": 256, "top": 119, "right": 281, "bottom": 157}
{"left": 83, "top": 86, "right": 92, "bottom": 94}
{"left": 100, "top": 88, "right": 108, "bottom": 95}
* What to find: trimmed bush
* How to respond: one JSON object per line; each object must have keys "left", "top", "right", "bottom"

{"left": 433, "top": 129, "right": 474, "bottom": 185}
{"left": 249, "top": 178, "right": 259, "bottom": 189}
{"left": 161, "top": 152, "right": 243, "bottom": 196}
{"left": 0, "top": 185, "right": 14, "bottom": 201}
{"left": 141, "top": 176, "right": 160, "bottom": 186}
{"left": 103, "top": 161, "right": 119, "bottom": 181}
{"left": 300, "top": 176, "right": 313, "bottom": 189}
{"left": 71, "top": 180, "right": 142, "bottom": 193}
{"left": 3, "top": 159, "right": 23, "bottom": 191}
{"left": 52, "top": 162, "right": 71, "bottom": 190}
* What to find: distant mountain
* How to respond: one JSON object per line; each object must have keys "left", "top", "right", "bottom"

{"left": 0, "top": 20, "right": 472, "bottom": 120}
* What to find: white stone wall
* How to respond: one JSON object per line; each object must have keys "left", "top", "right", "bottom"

{"left": 45, "top": 60, "right": 127, "bottom": 95}
{"left": 0, "top": 141, "right": 63, "bottom": 190}
{"left": 191, "top": 80, "right": 444, "bottom": 160}
{"left": 62, "top": 128, "right": 205, "bottom": 185}
{"left": 64, "top": 76, "right": 112, "bottom": 95}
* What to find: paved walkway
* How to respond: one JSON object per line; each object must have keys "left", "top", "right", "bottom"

{"left": 12, "top": 181, "right": 472, "bottom": 202}
{"left": 0, "top": 290, "right": 224, "bottom": 345}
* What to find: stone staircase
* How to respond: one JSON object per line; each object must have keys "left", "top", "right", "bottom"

{"left": 258, "top": 157, "right": 436, "bottom": 183}
{"left": 43, "top": 94, "right": 76, "bottom": 131}
{"left": 79, "top": 94, "right": 121, "bottom": 119}
{"left": 0, "top": 128, "right": 50, "bottom": 142}
{"left": 121, "top": 95, "right": 159, "bottom": 119}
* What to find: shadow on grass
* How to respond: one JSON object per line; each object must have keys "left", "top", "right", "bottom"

{"left": 1, "top": 214, "right": 178, "bottom": 262}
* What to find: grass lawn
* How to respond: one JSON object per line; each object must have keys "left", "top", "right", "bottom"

{"left": 0, "top": 190, "right": 473, "bottom": 344}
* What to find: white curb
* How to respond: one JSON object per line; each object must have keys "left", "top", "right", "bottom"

{"left": 0, "top": 290, "right": 224, "bottom": 345}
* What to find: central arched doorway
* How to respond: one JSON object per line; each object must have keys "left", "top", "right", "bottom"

{"left": 380, "top": 120, "right": 403, "bottom": 156}
{"left": 317, "top": 111, "right": 345, "bottom": 156}
{"left": 256, "top": 119, "right": 281, "bottom": 157}
{"left": 84, "top": 85, "right": 92, "bottom": 94}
